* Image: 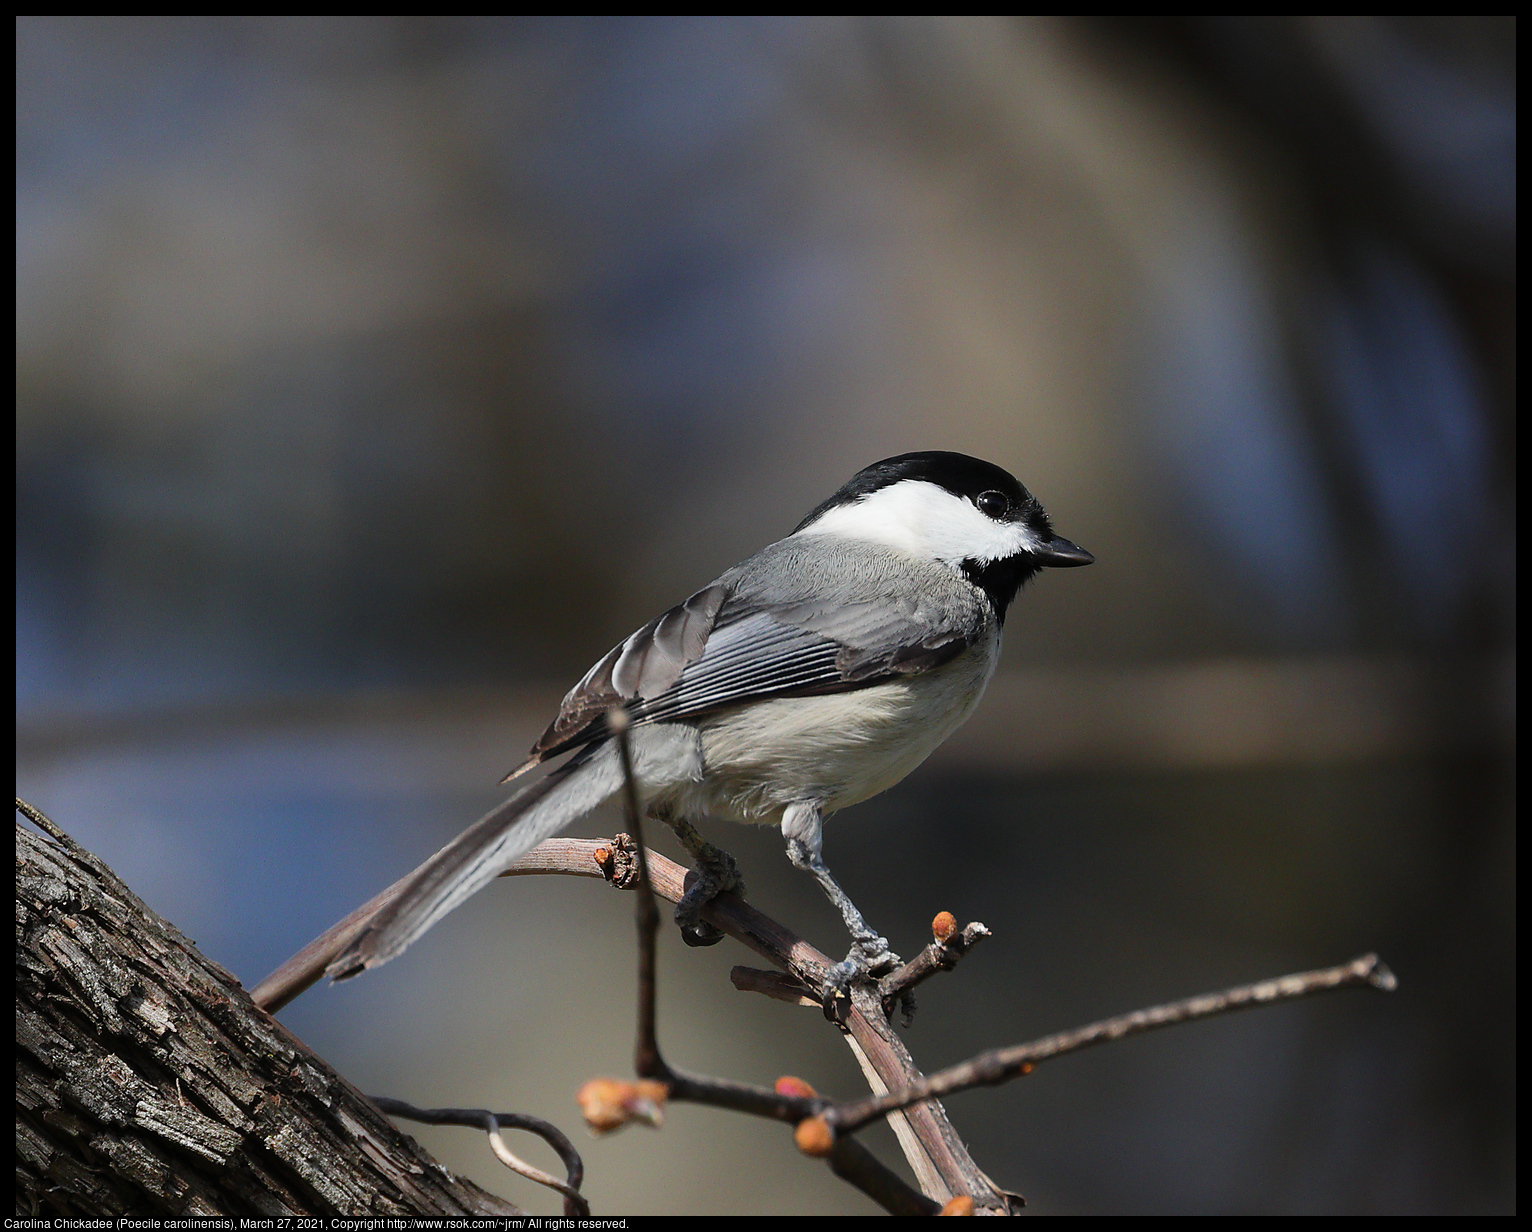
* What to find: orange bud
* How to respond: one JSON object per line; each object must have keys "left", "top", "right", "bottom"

{"left": 939, "top": 1195, "right": 975, "bottom": 1215}
{"left": 932, "top": 911, "right": 958, "bottom": 943}
{"left": 774, "top": 1075, "right": 817, "bottom": 1100}
{"left": 577, "top": 1077, "right": 668, "bottom": 1133}
{"left": 1020, "top": 1062, "right": 1034, "bottom": 1076}
{"left": 577, "top": 1078, "right": 627, "bottom": 1132}
{"left": 793, "top": 1116, "right": 834, "bottom": 1157}
{"left": 592, "top": 846, "right": 612, "bottom": 867}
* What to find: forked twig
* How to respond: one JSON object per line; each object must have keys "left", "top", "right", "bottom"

{"left": 878, "top": 914, "right": 992, "bottom": 1016}
{"left": 369, "top": 1096, "right": 588, "bottom": 1217}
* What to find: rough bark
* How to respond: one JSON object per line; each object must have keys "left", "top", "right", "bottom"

{"left": 15, "top": 819, "right": 520, "bottom": 1217}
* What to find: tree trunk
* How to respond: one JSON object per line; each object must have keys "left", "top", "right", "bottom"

{"left": 15, "top": 819, "right": 520, "bottom": 1217}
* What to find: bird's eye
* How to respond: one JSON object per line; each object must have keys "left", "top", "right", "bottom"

{"left": 976, "top": 491, "right": 1008, "bottom": 519}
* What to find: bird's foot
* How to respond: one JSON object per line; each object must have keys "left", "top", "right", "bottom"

{"left": 821, "top": 935, "right": 909, "bottom": 1021}
{"left": 673, "top": 843, "right": 746, "bottom": 947}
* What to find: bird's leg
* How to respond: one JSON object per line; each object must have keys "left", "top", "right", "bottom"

{"left": 781, "top": 803, "right": 910, "bottom": 1018}
{"left": 658, "top": 812, "right": 745, "bottom": 948}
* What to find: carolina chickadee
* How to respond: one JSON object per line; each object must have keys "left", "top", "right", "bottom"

{"left": 329, "top": 451, "right": 1091, "bottom": 992}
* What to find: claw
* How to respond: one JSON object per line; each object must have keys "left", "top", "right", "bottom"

{"left": 820, "top": 959, "right": 858, "bottom": 1022}
{"left": 853, "top": 938, "right": 917, "bottom": 1025}
{"left": 679, "top": 919, "right": 725, "bottom": 947}
{"left": 819, "top": 940, "right": 905, "bottom": 1021}
{"left": 668, "top": 825, "right": 745, "bottom": 948}
{"left": 827, "top": 957, "right": 861, "bottom": 988}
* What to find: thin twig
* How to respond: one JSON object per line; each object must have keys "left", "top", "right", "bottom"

{"left": 606, "top": 707, "right": 668, "bottom": 1085}
{"left": 826, "top": 1140, "right": 942, "bottom": 1216}
{"left": 602, "top": 715, "right": 819, "bottom": 1125}
{"left": 823, "top": 953, "right": 1399, "bottom": 1138}
{"left": 878, "top": 916, "right": 992, "bottom": 1018}
{"left": 730, "top": 966, "right": 818, "bottom": 1005}
{"left": 16, "top": 797, "right": 71, "bottom": 844}
{"left": 370, "top": 1096, "right": 588, "bottom": 1217}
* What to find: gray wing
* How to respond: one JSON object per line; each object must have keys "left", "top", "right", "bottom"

{"left": 507, "top": 538, "right": 988, "bottom": 776}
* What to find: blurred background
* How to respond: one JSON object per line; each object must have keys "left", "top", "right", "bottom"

{"left": 16, "top": 16, "right": 1514, "bottom": 1215}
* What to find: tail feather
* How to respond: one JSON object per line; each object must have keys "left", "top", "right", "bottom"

{"left": 328, "top": 742, "right": 621, "bottom": 980}
{"left": 498, "top": 754, "right": 543, "bottom": 785}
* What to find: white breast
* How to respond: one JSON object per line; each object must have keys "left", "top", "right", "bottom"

{"left": 669, "top": 631, "right": 1001, "bottom": 826}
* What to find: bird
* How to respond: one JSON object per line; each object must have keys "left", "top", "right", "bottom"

{"left": 327, "top": 451, "right": 1092, "bottom": 999}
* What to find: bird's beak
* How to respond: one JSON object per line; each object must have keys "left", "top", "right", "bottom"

{"left": 1035, "top": 534, "right": 1094, "bottom": 567}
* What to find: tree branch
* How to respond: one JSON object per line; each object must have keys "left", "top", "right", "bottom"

{"left": 818, "top": 953, "right": 1399, "bottom": 1139}
{"left": 15, "top": 801, "right": 520, "bottom": 1217}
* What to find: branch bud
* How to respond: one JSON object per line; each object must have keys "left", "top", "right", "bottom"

{"left": 939, "top": 1195, "right": 975, "bottom": 1215}
{"left": 932, "top": 911, "right": 958, "bottom": 944}
{"left": 793, "top": 1115, "right": 834, "bottom": 1157}
{"left": 774, "top": 1076, "right": 816, "bottom": 1100}
{"left": 576, "top": 1077, "right": 668, "bottom": 1133}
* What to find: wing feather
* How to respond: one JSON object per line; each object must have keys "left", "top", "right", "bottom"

{"left": 508, "top": 541, "right": 988, "bottom": 777}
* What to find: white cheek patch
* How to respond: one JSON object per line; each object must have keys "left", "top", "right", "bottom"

{"left": 795, "top": 479, "right": 1039, "bottom": 564}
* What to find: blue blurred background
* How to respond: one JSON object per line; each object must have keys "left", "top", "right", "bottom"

{"left": 16, "top": 17, "right": 1514, "bottom": 1215}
